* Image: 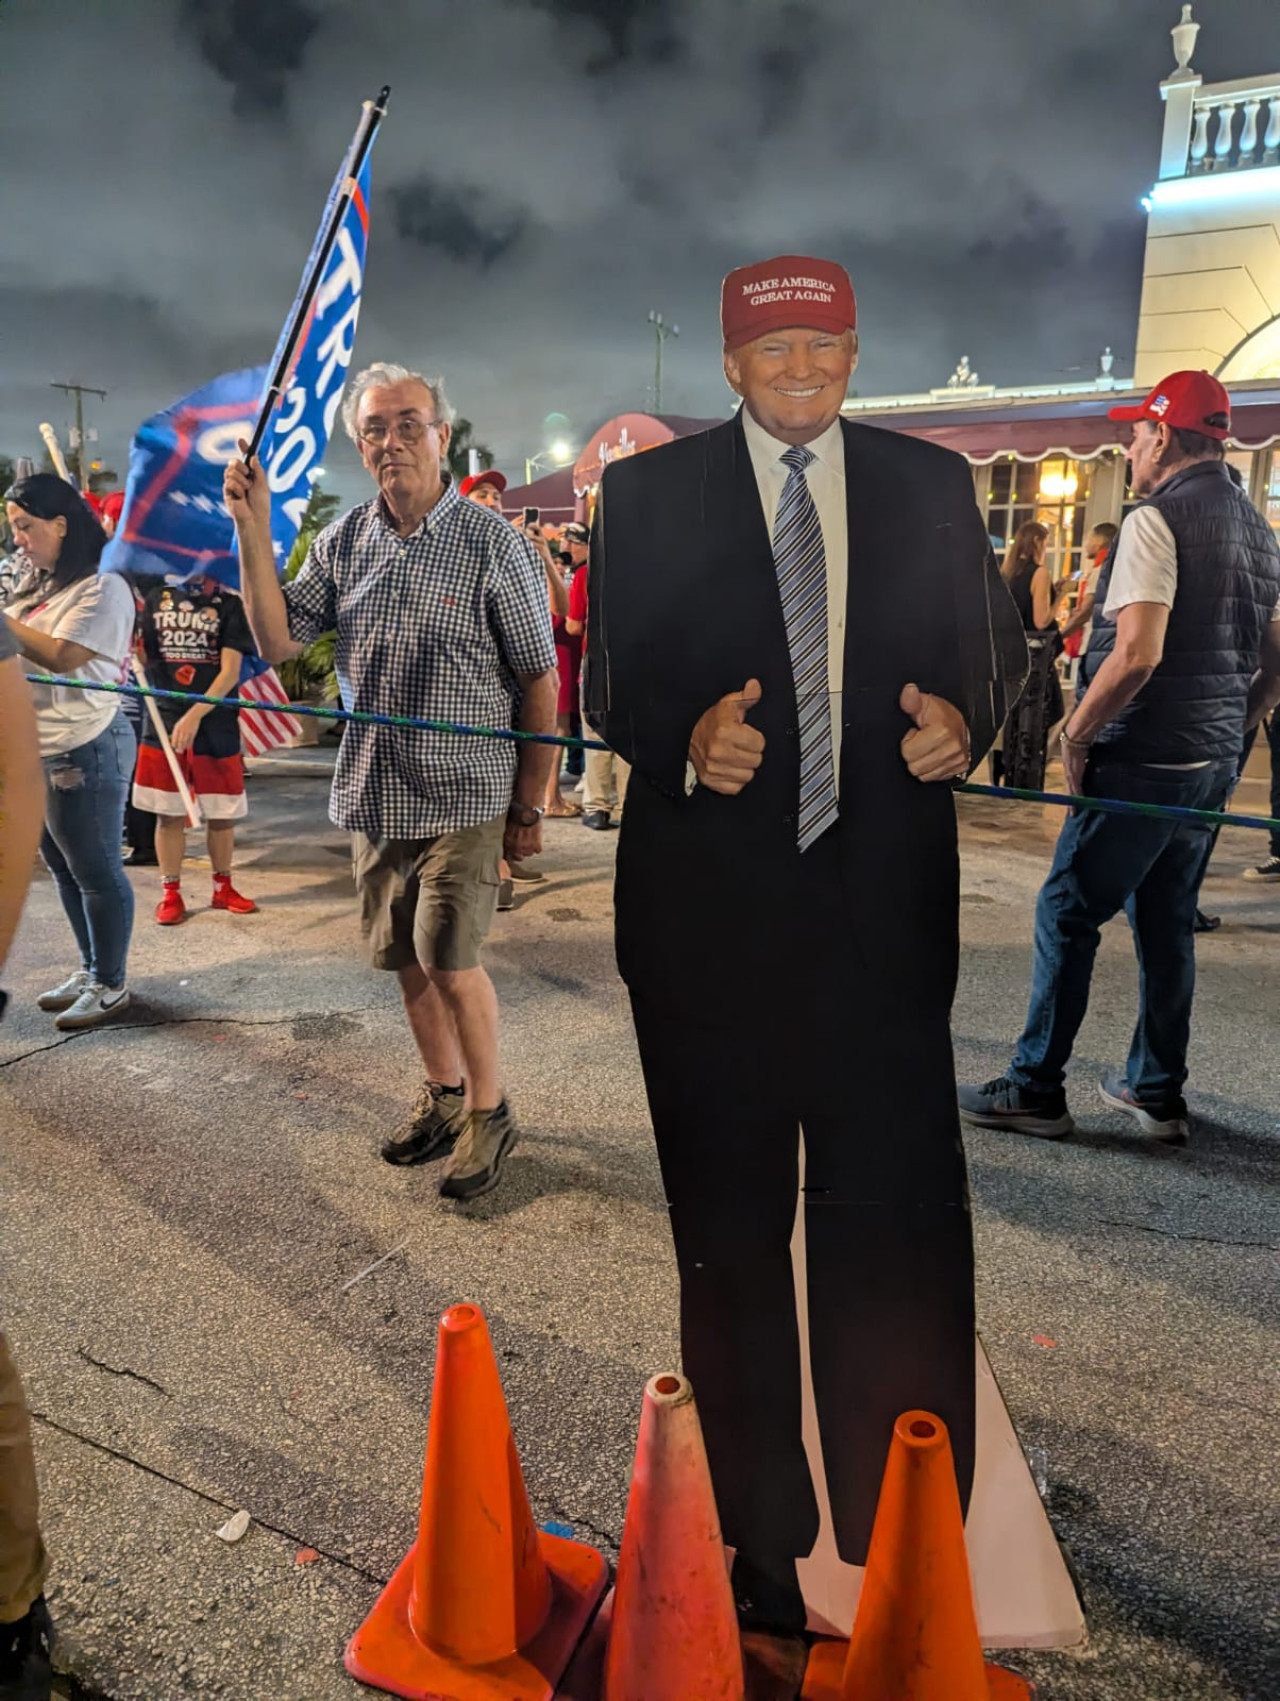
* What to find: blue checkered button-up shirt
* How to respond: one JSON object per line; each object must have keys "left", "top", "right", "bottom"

{"left": 284, "top": 480, "right": 557, "bottom": 838}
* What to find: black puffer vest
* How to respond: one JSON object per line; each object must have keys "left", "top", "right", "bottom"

{"left": 1080, "top": 461, "right": 1280, "bottom": 762}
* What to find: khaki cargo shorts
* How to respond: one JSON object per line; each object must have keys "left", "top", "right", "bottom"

{"left": 352, "top": 815, "right": 505, "bottom": 973}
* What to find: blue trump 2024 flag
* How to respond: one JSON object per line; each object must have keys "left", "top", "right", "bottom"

{"left": 101, "top": 153, "right": 373, "bottom": 589}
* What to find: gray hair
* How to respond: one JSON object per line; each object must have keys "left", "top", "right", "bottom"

{"left": 341, "top": 363, "right": 455, "bottom": 441}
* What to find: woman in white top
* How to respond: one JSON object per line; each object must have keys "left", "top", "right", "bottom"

{"left": 3, "top": 476, "right": 137, "bottom": 1028}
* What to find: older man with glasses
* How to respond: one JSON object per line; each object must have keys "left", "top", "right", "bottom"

{"left": 225, "top": 362, "right": 559, "bottom": 1201}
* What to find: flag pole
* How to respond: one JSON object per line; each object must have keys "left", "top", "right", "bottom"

{"left": 131, "top": 656, "right": 203, "bottom": 830}
{"left": 243, "top": 85, "right": 390, "bottom": 466}
{"left": 38, "top": 423, "right": 74, "bottom": 485}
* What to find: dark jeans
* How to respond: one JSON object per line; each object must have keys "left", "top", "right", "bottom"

{"left": 41, "top": 713, "right": 137, "bottom": 989}
{"left": 1010, "top": 755, "right": 1237, "bottom": 1104}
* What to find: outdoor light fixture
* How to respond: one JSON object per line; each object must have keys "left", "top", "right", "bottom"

{"left": 1146, "top": 163, "right": 1280, "bottom": 210}
{"left": 1038, "top": 471, "right": 1078, "bottom": 500}
{"left": 550, "top": 439, "right": 573, "bottom": 464}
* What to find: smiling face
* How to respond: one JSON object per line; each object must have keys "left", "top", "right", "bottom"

{"left": 5, "top": 501, "right": 66, "bottom": 572}
{"left": 723, "top": 327, "right": 857, "bottom": 445}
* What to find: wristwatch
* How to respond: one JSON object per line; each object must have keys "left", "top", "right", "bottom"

{"left": 507, "top": 802, "right": 545, "bottom": 828}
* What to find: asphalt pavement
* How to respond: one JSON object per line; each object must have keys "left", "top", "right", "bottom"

{"left": 2, "top": 751, "right": 1276, "bottom": 1701}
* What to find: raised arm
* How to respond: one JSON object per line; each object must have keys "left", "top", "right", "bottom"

{"left": 224, "top": 447, "right": 302, "bottom": 664}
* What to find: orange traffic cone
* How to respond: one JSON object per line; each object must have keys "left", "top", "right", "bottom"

{"left": 344, "top": 1302, "right": 608, "bottom": 1700}
{"left": 603, "top": 1372, "right": 745, "bottom": 1701}
{"left": 803, "top": 1411, "right": 1034, "bottom": 1700}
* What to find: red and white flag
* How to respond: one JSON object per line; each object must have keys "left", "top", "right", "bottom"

{"left": 237, "top": 665, "right": 303, "bottom": 755}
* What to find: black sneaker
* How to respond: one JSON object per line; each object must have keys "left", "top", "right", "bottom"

{"left": 957, "top": 1075, "right": 1074, "bottom": 1139}
{"left": 1098, "top": 1072, "right": 1189, "bottom": 1142}
{"left": 0, "top": 1595, "right": 54, "bottom": 1701}
{"left": 439, "top": 1101, "right": 518, "bottom": 1201}
{"left": 1243, "top": 854, "right": 1280, "bottom": 883}
{"left": 379, "top": 1081, "right": 468, "bottom": 1165}
{"left": 581, "top": 810, "right": 612, "bottom": 830}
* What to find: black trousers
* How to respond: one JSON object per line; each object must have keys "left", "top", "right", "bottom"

{"left": 626, "top": 848, "right": 975, "bottom": 1570}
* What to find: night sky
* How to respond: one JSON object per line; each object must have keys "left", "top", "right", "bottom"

{"left": 3, "top": 0, "right": 1274, "bottom": 498}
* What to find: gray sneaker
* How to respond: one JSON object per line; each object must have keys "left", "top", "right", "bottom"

{"left": 54, "top": 982, "right": 131, "bottom": 1031}
{"left": 380, "top": 1081, "right": 468, "bottom": 1166}
{"left": 37, "top": 969, "right": 91, "bottom": 1012}
{"left": 439, "top": 1101, "right": 518, "bottom": 1201}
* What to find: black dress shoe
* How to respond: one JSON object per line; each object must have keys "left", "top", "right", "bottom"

{"left": 1194, "top": 908, "right": 1221, "bottom": 933}
{"left": 731, "top": 1553, "right": 807, "bottom": 1636}
{"left": 581, "top": 810, "right": 612, "bottom": 830}
{"left": 122, "top": 848, "right": 159, "bottom": 867}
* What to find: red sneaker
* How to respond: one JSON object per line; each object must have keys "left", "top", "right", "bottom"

{"left": 156, "top": 885, "right": 187, "bottom": 926}
{"left": 211, "top": 879, "right": 257, "bottom": 915}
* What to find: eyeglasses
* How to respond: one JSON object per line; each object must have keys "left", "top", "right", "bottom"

{"left": 357, "top": 417, "right": 437, "bottom": 447}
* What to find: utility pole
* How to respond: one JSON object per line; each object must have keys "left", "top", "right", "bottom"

{"left": 50, "top": 381, "right": 108, "bottom": 489}
{"left": 647, "top": 311, "right": 679, "bottom": 413}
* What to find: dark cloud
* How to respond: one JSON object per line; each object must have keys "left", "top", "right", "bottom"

{"left": 390, "top": 180, "right": 528, "bottom": 268}
{"left": 530, "top": 0, "right": 682, "bottom": 69}
{"left": 2, "top": 0, "right": 1276, "bottom": 497}
{"left": 180, "top": 0, "right": 321, "bottom": 114}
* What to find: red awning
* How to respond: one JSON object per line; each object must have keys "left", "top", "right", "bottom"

{"left": 573, "top": 411, "right": 721, "bottom": 492}
{"left": 850, "top": 384, "right": 1280, "bottom": 463}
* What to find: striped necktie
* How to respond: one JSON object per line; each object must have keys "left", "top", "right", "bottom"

{"left": 773, "top": 444, "right": 838, "bottom": 851}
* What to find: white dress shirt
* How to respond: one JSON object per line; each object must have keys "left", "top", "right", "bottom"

{"left": 741, "top": 405, "right": 848, "bottom": 790}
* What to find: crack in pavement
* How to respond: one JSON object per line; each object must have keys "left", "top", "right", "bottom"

{"left": 1093, "top": 1216, "right": 1278, "bottom": 1251}
{"left": 76, "top": 1348, "right": 170, "bottom": 1397}
{"left": 32, "top": 1409, "right": 619, "bottom": 1596}
{"left": 30, "top": 1410, "right": 391, "bottom": 1588}
{"left": 0, "top": 1008, "right": 386, "bottom": 1069}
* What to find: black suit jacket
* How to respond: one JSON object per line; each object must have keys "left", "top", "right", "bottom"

{"left": 585, "top": 411, "right": 1027, "bottom": 1014}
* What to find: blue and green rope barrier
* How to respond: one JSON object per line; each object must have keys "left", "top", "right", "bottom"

{"left": 25, "top": 674, "right": 1280, "bottom": 837}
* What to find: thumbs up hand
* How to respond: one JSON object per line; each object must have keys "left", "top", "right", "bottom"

{"left": 690, "top": 678, "right": 766, "bottom": 794}
{"left": 899, "top": 683, "right": 971, "bottom": 783}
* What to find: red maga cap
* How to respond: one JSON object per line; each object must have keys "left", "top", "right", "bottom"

{"left": 459, "top": 469, "right": 508, "bottom": 497}
{"left": 720, "top": 255, "right": 856, "bottom": 350}
{"left": 1108, "top": 370, "right": 1231, "bottom": 440}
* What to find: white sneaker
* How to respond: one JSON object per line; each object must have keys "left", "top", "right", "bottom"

{"left": 54, "top": 983, "right": 131, "bottom": 1031}
{"left": 37, "top": 969, "right": 91, "bottom": 1012}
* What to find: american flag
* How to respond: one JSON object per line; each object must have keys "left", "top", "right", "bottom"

{"left": 238, "top": 662, "right": 303, "bottom": 755}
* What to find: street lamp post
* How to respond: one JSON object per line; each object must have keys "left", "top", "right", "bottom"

{"left": 647, "top": 310, "right": 679, "bottom": 412}
{"left": 524, "top": 440, "right": 575, "bottom": 484}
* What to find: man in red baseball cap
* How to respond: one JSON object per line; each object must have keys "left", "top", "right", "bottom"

{"left": 458, "top": 468, "right": 507, "bottom": 510}
{"left": 584, "top": 251, "right": 1029, "bottom": 1653}
{"left": 962, "top": 368, "right": 1280, "bottom": 1146}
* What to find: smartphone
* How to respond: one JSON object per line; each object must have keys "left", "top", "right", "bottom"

{"left": 523, "top": 506, "right": 539, "bottom": 528}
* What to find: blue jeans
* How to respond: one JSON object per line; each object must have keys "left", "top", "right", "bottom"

{"left": 41, "top": 714, "right": 136, "bottom": 989}
{"left": 1009, "top": 755, "right": 1237, "bottom": 1104}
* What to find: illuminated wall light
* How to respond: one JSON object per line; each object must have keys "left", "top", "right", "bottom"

{"left": 1039, "top": 472, "right": 1078, "bottom": 500}
{"left": 1146, "top": 164, "right": 1280, "bottom": 211}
